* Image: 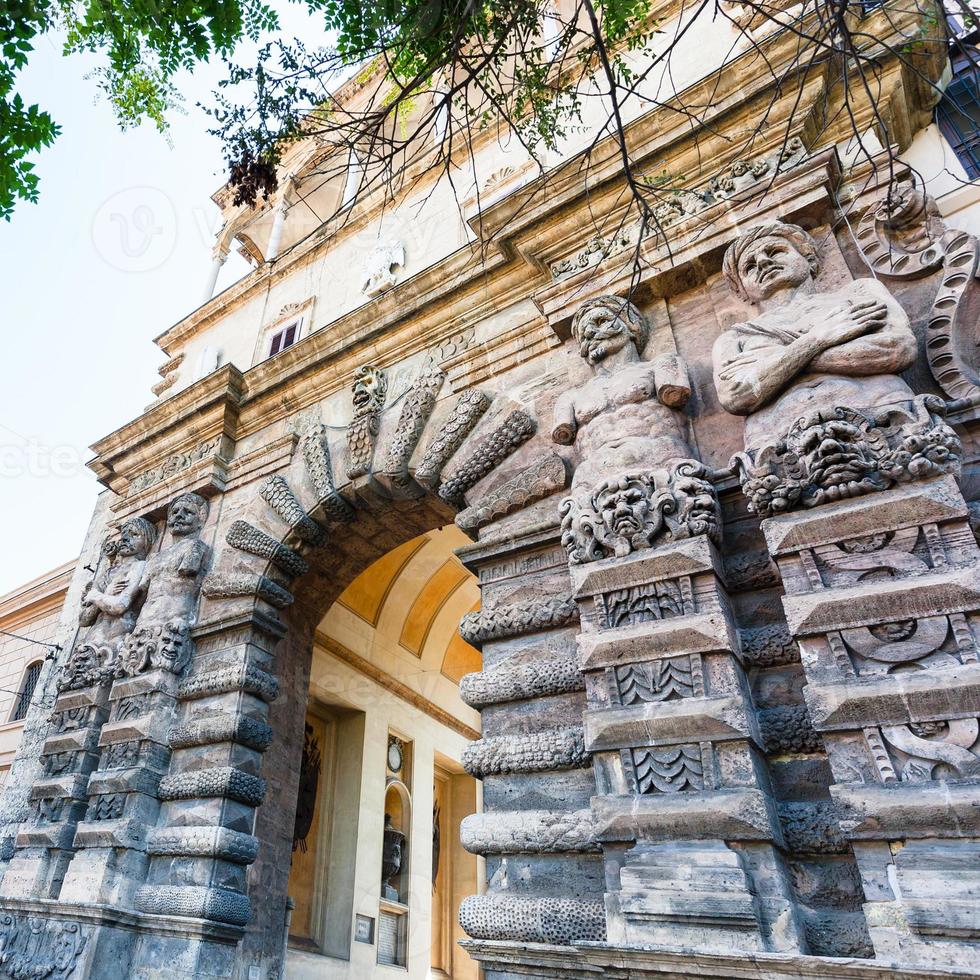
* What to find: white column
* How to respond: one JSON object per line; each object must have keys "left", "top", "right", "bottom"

{"left": 266, "top": 179, "right": 292, "bottom": 260}
{"left": 202, "top": 246, "right": 229, "bottom": 304}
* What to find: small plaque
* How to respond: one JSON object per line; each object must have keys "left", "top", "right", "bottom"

{"left": 354, "top": 914, "right": 375, "bottom": 944}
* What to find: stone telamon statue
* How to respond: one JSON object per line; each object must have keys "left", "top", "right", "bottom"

{"left": 554, "top": 296, "right": 717, "bottom": 563}
{"left": 61, "top": 517, "right": 158, "bottom": 690}
{"left": 713, "top": 221, "right": 918, "bottom": 452}
{"left": 714, "top": 222, "right": 960, "bottom": 516}
{"left": 118, "top": 492, "right": 210, "bottom": 677}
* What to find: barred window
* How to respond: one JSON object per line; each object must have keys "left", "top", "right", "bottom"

{"left": 11, "top": 661, "right": 42, "bottom": 722}
{"left": 937, "top": 48, "right": 980, "bottom": 180}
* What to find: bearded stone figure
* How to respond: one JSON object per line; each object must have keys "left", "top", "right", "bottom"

{"left": 714, "top": 222, "right": 961, "bottom": 517}
{"left": 347, "top": 363, "right": 389, "bottom": 479}
{"left": 60, "top": 517, "right": 158, "bottom": 690}
{"left": 554, "top": 296, "right": 718, "bottom": 563}
{"left": 118, "top": 492, "right": 210, "bottom": 677}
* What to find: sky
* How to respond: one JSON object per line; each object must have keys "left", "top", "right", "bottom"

{"left": 0, "top": 29, "right": 292, "bottom": 595}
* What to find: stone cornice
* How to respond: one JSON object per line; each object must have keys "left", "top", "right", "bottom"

{"left": 0, "top": 561, "right": 74, "bottom": 629}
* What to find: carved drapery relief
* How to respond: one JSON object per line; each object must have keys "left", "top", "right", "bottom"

{"left": 346, "top": 364, "right": 388, "bottom": 479}
{"left": 60, "top": 517, "right": 157, "bottom": 690}
{"left": 555, "top": 296, "right": 717, "bottom": 563}
{"left": 117, "top": 493, "right": 210, "bottom": 678}
{"left": 714, "top": 221, "right": 963, "bottom": 515}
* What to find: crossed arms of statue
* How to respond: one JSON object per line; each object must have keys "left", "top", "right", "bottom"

{"left": 712, "top": 278, "right": 918, "bottom": 416}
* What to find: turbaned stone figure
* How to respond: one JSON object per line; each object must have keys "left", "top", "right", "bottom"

{"left": 60, "top": 517, "right": 158, "bottom": 690}
{"left": 555, "top": 296, "right": 717, "bottom": 563}
{"left": 714, "top": 222, "right": 960, "bottom": 516}
{"left": 118, "top": 492, "right": 210, "bottom": 677}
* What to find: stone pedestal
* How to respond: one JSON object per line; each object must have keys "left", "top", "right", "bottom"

{"left": 761, "top": 474, "right": 980, "bottom": 969}
{"left": 570, "top": 536, "right": 805, "bottom": 954}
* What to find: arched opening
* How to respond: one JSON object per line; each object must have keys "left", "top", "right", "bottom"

{"left": 271, "top": 527, "right": 481, "bottom": 978}
{"left": 10, "top": 659, "right": 42, "bottom": 723}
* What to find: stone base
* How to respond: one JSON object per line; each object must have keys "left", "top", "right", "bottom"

{"left": 462, "top": 939, "right": 980, "bottom": 979}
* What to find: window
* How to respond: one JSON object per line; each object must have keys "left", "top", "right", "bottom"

{"left": 937, "top": 50, "right": 980, "bottom": 179}
{"left": 12, "top": 661, "right": 42, "bottom": 722}
{"left": 268, "top": 318, "right": 300, "bottom": 357}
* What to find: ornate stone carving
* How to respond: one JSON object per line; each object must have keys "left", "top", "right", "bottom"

{"left": 117, "top": 493, "right": 210, "bottom": 678}
{"left": 146, "top": 826, "right": 259, "bottom": 864}
{"left": 60, "top": 517, "right": 157, "bottom": 690}
{"left": 225, "top": 521, "right": 308, "bottom": 577}
{"left": 550, "top": 224, "right": 639, "bottom": 281}
{"left": 201, "top": 571, "right": 293, "bottom": 609}
{"left": 168, "top": 715, "right": 273, "bottom": 752}
{"left": 300, "top": 424, "right": 355, "bottom": 522}
{"left": 628, "top": 744, "right": 704, "bottom": 793}
{"left": 458, "top": 594, "right": 579, "bottom": 645}
{"left": 459, "top": 894, "right": 605, "bottom": 945}
{"left": 87, "top": 793, "right": 125, "bottom": 820}
{"left": 598, "top": 579, "right": 686, "bottom": 628}
{"left": 731, "top": 396, "right": 961, "bottom": 519}
{"left": 127, "top": 438, "right": 221, "bottom": 495}
{"left": 0, "top": 913, "right": 88, "bottom": 979}
{"left": 438, "top": 408, "right": 536, "bottom": 506}
{"left": 760, "top": 704, "right": 821, "bottom": 753}
{"left": 347, "top": 364, "right": 388, "bottom": 478}
{"left": 874, "top": 719, "right": 980, "bottom": 782}
{"left": 460, "top": 809, "right": 598, "bottom": 854}
{"left": 158, "top": 766, "right": 266, "bottom": 806}
{"left": 777, "top": 801, "right": 849, "bottom": 855}
{"left": 414, "top": 389, "right": 491, "bottom": 489}
{"left": 459, "top": 656, "right": 583, "bottom": 708}
{"left": 259, "top": 475, "right": 325, "bottom": 543}
{"left": 714, "top": 221, "right": 926, "bottom": 451}
{"left": 854, "top": 181, "right": 980, "bottom": 401}
{"left": 380, "top": 368, "right": 445, "bottom": 484}
{"left": 739, "top": 623, "right": 800, "bottom": 668}
{"left": 554, "top": 297, "right": 716, "bottom": 563}
{"left": 135, "top": 884, "right": 250, "bottom": 926}
{"left": 462, "top": 726, "right": 588, "bottom": 777}
{"left": 456, "top": 453, "right": 567, "bottom": 533}
{"left": 613, "top": 657, "right": 695, "bottom": 704}
{"left": 361, "top": 241, "right": 405, "bottom": 296}
{"left": 177, "top": 662, "right": 279, "bottom": 704}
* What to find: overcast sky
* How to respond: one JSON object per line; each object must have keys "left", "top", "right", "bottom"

{"left": 0, "top": 31, "right": 279, "bottom": 595}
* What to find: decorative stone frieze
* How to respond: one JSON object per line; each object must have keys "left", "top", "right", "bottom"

{"left": 459, "top": 894, "right": 605, "bottom": 945}
{"left": 346, "top": 363, "right": 388, "bottom": 479}
{"left": 456, "top": 452, "right": 567, "bottom": 534}
{"left": 458, "top": 594, "right": 579, "bottom": 645}
{"left": 462, "top": 726, "right": 589, "bottom": 778}
{"left": 0, "top": 912, "right": 88, "bottom": 979}
{"left": 438, "top": 408, "right": 536, "bottom": 506}
{"left": 414, "top": 389, "right": 491, "bottom": 489}
{"left": 460, "top": 809, "right": 598, "bottom": 854}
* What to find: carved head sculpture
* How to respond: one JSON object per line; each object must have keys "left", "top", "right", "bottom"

{"left": 591, "top": 472, "right": 665, "bottom": 557}
{"left": 722, "top": 222, "right": 821, "bottom": 303}
{"left": 670, "top": 464, "right": 720, "bottom": 541}
{"left": 571, "top": 296, "right": 649, "bottom": 366}
{"left": 167, "top": 493, "right": 208, "bottom": 537}
{"left": 788, "top": 410, "right": 880, "bottom": 497}
{"left": 351, "top": 364, "right": 389, "bottom": 416}
{"left": 116, "top": 517, "right": 157, "bottom": 559}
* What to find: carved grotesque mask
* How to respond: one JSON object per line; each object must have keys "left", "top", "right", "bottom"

{"left": 794, "top": 418, "right": 877, "bottom": 492}
{"left": 736, "top": 235, "right": 812, "bottom": 302}
{"left": 167, "top": 494, "right": 207, "bottom": 537}
{"left": 593, "top": 475, "right": 656, "bottom": 557}
{"left": 351, "top": 364, "right": 388, "bottom": 414}
{"left": 672, "top": 473, "right": 720, "bottom": 540}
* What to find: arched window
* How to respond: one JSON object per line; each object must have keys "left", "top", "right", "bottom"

{"left": 341, "top": 150, "right": 362, "bottom": 210}
{"left": 11, "top": 660, "right": 42, "bottom": 722}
